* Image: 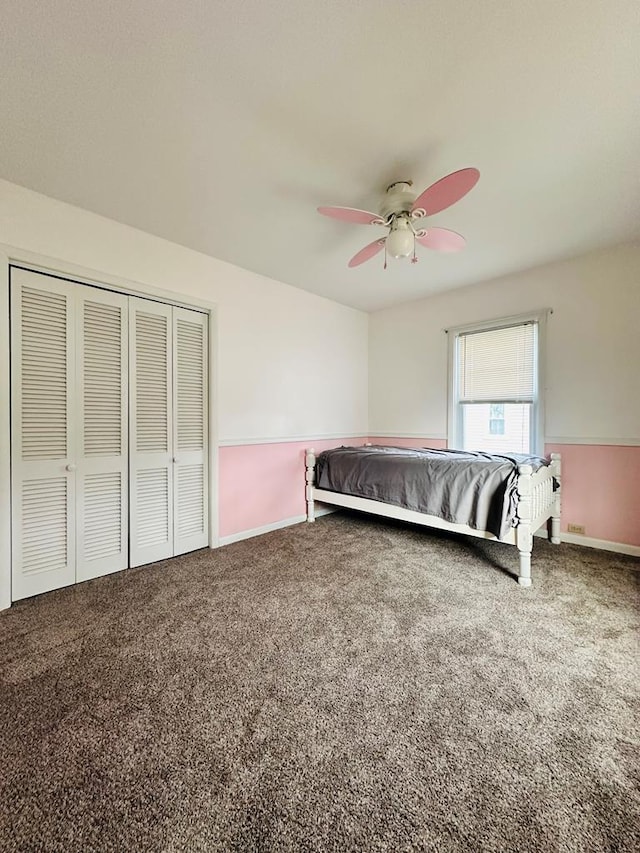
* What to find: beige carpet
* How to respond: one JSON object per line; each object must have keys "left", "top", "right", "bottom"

{"left": 1, "top": 512, "right": 638, "bottom": 852}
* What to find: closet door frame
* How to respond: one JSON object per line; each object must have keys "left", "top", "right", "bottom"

{"left": 0, "top": 249, "right": 219, "bottom": 610}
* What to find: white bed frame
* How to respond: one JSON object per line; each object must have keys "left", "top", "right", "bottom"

{"left": 305, "top": 448, "right": 561, "bottom": 587}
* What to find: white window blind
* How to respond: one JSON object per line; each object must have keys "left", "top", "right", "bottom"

{"left": 449, "top": 314, "right": 545, "bottom": 455}
{"left": 457, "top": 322, "right": 536, "bottom": 403}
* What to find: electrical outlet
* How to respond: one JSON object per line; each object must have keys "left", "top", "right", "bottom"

{"left": 567, "top": 523, "right": 586, "bottom": 535}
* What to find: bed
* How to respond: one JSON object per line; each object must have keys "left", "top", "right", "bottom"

{"left": 305, "top": 445, "right": 562, "bottom": 587}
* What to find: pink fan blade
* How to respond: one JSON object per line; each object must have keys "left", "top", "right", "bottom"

{"left": 348, "top": 239, "right": 386, "bottom": 268}
{"left": 411, "top": 168, "right": 480, "bottom": 217}
{"left": 318, "top": 206, "right": 382, "bottom": 225}
{"left": 417, "top": 227, "right": 466, "bottom": 252}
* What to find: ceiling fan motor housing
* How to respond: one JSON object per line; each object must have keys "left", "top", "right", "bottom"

{"left": 379, "top": 181, "right": 417, "bottom": 221}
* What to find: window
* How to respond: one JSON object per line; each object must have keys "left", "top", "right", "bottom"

{"left": 448, "top": 313, "right": 545, "bottom": 455}
{"left": 489, "top": 403, "right": 505, "bottom": 435}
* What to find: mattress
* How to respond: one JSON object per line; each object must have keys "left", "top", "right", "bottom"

{"left": 315, "top": 445, "right": 549, "bottom": 539}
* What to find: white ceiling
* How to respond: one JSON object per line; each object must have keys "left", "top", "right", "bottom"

{"left": 1, "top": 1, "right": 639, "bottom": 311}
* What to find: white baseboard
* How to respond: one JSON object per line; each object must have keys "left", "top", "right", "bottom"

{"left": 218, "top": 507, "right": 336, "bottom": 547}
{"left": 559, "top": 533, "right": 640, "bottom": 558}
{"left": 220, "top": 515, "right": 639, "bottom": 558}
{"left": 535, "top": 527, "right": 640, "bottom": 557}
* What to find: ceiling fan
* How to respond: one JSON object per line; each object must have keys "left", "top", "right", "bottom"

{"left": 318, "top": 167, "right": 480, "bottom": 268}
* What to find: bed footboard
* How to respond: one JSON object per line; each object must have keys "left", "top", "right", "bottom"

{"left": 305, "top": 448, "right": 316, "bottom": 522}
{"left": 515, "top": 454, "right": 562, "bottom": 586}
{"left": 549, "top": 453, "right": 562, "bottom": 544}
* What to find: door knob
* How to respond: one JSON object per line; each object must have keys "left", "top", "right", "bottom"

{"left": 66, "top": 463, "right": 77, "bottom": 472}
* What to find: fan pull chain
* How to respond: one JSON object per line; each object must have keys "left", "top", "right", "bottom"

{"left": 383, "top": 244, "right": 387, "bottom": 270}
{"left": 412, "top": 234, "right": 418, "bottom": 264}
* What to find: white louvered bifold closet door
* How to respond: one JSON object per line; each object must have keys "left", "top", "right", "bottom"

{"left": 10, "top": 268, "right": 77, "bottom": 600}
{"left": 173, "top": 308, "right": 208, "bottom": 555}
{"left": 129, "top": 298, "right": 174, "bottom": 567}
{"left": 76, "top": 289, "right": 128, "bottom": 582}
{"left": 11, "top": 274, "right": 209, "bottom": 597}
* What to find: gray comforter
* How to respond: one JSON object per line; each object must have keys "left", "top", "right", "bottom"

{"left": 315, "top": 446, "right": 549, "bottom": 540}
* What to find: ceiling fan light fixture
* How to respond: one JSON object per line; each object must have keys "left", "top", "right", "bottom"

{"left": 386, "top": 220, "right": 414, "bottom": 258}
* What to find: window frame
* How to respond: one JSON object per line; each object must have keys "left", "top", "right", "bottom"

{"left": 447, "top": 310, "right": 548, "bottom": 456}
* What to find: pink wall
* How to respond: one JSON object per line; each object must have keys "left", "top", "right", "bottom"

{"left": 545, "top": 443, "right": 640, "bottom": 546}
{"left": 371, "top": 436, "right": 640, "bottom": 547}
{"left": 218, "top": 437, "right": 367, "bottom": 538}
{"left": 220, "top": 437, "right": 639, "bottom": 548}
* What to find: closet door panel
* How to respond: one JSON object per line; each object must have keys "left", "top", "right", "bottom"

{"left": 76, "top": 291, "right": 129, "bottom": 582}
{"left": 173, "top": 308, "right": 209, "bottom": 555}
{"left": 10, "top": 269, "right": 76, "bottom": 600}
{"left": 129, "top": 298, "right": 174, "bottom": 567}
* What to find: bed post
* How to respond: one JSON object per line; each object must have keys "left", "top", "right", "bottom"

{"left": 305, "top": 448, "right": 316, "bottom": 522}
{"left": 549, "top": 452, "right": 562, "bottom": 545}
{"left": 516, "top": 464, "right": 533, "bottom": 587}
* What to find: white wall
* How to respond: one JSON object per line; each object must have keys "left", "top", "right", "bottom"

{"left": 0, "top": 179, "right": 368, "bottom": 442}
{"left": 369, "top": 243, "right": 640, "bottom": 444}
